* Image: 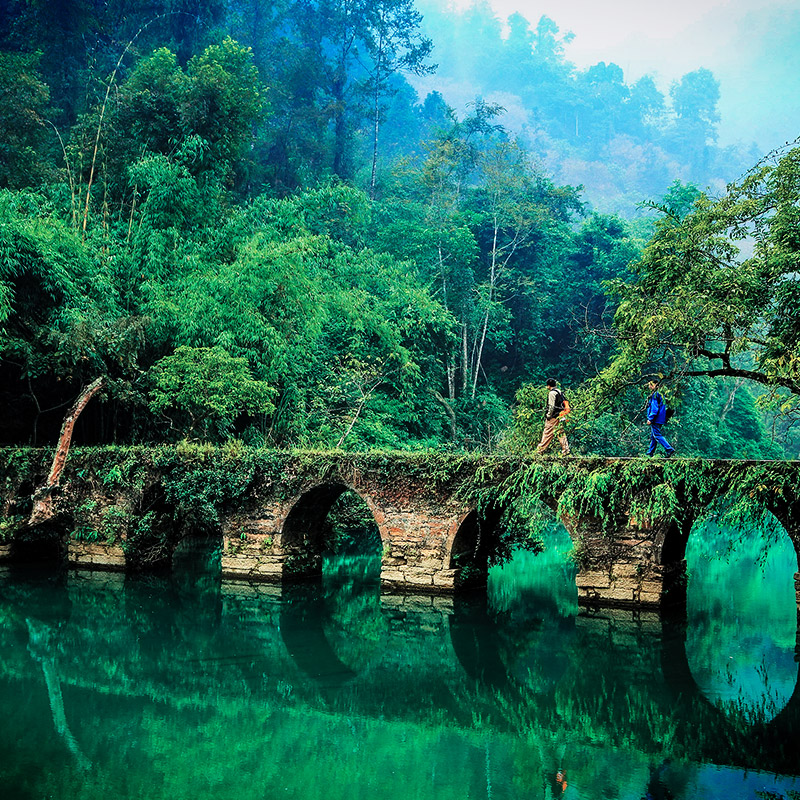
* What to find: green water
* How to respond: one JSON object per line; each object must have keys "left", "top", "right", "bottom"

{"left": 0, "top": 521, "right": 798, "bottom": 800}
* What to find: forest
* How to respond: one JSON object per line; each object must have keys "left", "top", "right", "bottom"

{"left": 0, "top": 0, "right": 798, "bottom": 459}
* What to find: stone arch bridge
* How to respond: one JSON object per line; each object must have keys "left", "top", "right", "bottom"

{"left": 2, "top": 448, "right": 799, "bottom": 611}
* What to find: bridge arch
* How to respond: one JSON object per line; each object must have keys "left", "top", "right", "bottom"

{"left": 280, "top": 481, "right": 383, "bottom": 582}
{"left": 447, "top": 508, "right": 493, "bottom": 589}
{"left": 665, "top": 496, "right": 800, "bottom": 612}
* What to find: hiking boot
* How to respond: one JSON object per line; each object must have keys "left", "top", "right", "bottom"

{"left": 664, "top": 451, "right": 676, "bottom": 458}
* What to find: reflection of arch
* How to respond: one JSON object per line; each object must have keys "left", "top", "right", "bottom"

{"left": 448, "top": 591, "right": 574, "bottom": 697}
{"left": 448, "top": 503, "right": 576, "bottom": 692}
{"left": 172, "top": 529, "right": 223, "bottom": 636}
{"left": 448, "top": 594, "right": 509, "bottom": 688}
{"left": 660, "top": 612, "right": 800, "bottom": 773}
{"left": 279, "top": 583, "right": 357, "bottom": 687}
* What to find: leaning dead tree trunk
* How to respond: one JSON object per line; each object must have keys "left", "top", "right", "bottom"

{"left": 29, "top": 377, "right": 106, "bottom": 526}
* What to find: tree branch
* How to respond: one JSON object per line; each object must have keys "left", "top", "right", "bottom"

{"left": 29, "top": 377, "right": 106, "bottom": 526}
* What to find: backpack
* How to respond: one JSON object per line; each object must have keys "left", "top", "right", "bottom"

{"left": 556, "top": 390, "right": 571, "bottom": 418}
{"left": 652, "top": 391, "right": 673, "bottom": 422}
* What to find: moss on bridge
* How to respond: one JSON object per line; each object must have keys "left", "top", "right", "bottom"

{"left": 1, "top": 446, "right": 799, "bottom": 589}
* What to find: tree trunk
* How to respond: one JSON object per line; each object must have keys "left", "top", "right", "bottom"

{"left": 369, "top": 27, "right": 385, "bottom": 200}
{"left": 370, "top": 83, "right": 380, "bottom": 199}
{"left": 461, "top": 321, "right": 469, "bottom": 393}
{"left": 431, "top": 390, "right": 457, "bottom": 440}
{"left": 29, "top": 377, "right": 106, "bottom": 526}
{"left": 332, "top": 74, "right": 347, "bottom": 178}
{"left": 471, "top": 222, "right": 498, "bottom": 398}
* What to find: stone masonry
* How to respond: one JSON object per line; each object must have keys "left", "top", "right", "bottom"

{"left": 2, "top": 450, "right": 800, "bottom": 610}
{"left": 220, "top": 472, "right": 471, "bottom": 593}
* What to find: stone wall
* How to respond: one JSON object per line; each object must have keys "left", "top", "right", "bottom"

{"left": 220, "top": 477, "right": 469, "bottom": 593}
{"left": 565, "top": 513, "right": 681, "bottom": 609}
{"left": 67, "top": 540, "right": 126, "bottom": 571}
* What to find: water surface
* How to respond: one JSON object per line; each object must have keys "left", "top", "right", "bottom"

{"left": 0, "top": 520, "right": 798, "bottom": 800}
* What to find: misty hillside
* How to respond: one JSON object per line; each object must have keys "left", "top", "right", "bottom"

{"left": 411, "top": 0, "right": 761, "bottom": 215}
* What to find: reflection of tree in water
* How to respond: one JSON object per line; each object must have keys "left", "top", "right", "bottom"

{"left": 317, "top": 490, "right": 386, "bottom": 670}
{"left": 25, "top": 618, "right": 91, "bottom": 771}
{"left": 1, "top": 534, "right": 799, "bottom": 793}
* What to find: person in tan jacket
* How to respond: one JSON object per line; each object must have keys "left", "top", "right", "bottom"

{"left": 537, "top": 378, "right": 571, "bottom": 455}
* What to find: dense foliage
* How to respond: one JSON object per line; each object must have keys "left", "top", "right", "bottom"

{"left": 0, "top": 0, "right": 796, "bottom": 459}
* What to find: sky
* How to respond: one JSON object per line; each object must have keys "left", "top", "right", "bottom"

{"left": 447, "top": 0, "right": 800, "bottom": 152}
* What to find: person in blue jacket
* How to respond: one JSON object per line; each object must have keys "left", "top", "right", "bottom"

{"left": 646, "top": 380, "right": 675, "bottom": 457}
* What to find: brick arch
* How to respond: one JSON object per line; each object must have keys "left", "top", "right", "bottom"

{"left": 11, "top": 519, "right": 67, "bottom": 566}
{"left": 171, "top": 526, "right": 223, "bottom": 581}
{"left": 279, "top": 481, "right": 384, "bottom": 581}
{"left": 554, "top": 512, "right": 583, "bottom": 551}
{"left": 281, "top": 483, "right": 348, "bottom": 550}
{"left": 674, "top": 497, "right": 800, "bottom": 616}
{"left": 445, "top": 503, "right": 506, "bottom": 590}
{"left": 446, "top": 509, "right": 481, "bottom": 574}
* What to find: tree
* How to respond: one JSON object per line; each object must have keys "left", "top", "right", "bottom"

{"left": 597, "top": 141, "right": 800, "bottom": 421}
{"left": 0, "top": 51, "right": 52, "bottom": 189}
{"left": 0, "top": 190, "right": 149, "bottom": 449}
{"left": 148, "top": 345, "right": 276, "bottom": 440}
{"left": 181, "top": 36, "right": 265, "bottom": 169}
{"left": 667, "top": 68, "right": 720, "bottom": 174}
{"left": 623, "top": 75, "right": 665, "bottom": 138}
{"left": 67, "top": 37, "right": 263, "bottom": 230}
{"left": 382, "top": 101, "right": 501, "bottom": 407}
{"left": 577, "top": 62, "right": 628, "bottom": 148}
{"left": 361, "top": 0, "right": 434, "bottom": 198}
{"left": 292, "top": 0, "right": 433, "bottom": 184}
{"left": 468, "top": 140, "right": 543, "bottom": 398}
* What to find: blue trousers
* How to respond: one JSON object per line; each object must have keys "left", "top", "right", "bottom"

{"left": 647, "top": 423, "right": 674, "bottom": 456}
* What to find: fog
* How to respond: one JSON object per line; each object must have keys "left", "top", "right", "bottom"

{"left": 442, "top": 0, "right": 800, "bottom": 151}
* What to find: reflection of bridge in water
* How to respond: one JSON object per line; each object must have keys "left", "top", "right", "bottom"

{"left": 1, "top": 568, "right": 798, "bottom": 776}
